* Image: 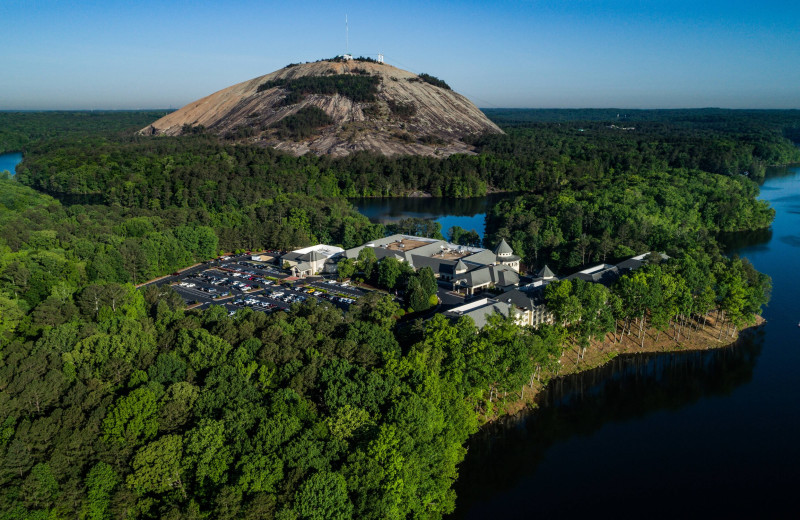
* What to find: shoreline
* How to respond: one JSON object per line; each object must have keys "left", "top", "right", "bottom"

{"left": 482, "top": 314, "right": 767, "bottom": 422}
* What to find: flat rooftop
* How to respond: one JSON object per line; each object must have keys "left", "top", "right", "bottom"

{"left": 384, "top": 238, "right": 432, "bottom": 252}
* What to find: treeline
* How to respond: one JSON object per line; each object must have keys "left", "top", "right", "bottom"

{"left": 0, "top": 111, "right": 171, "bottom": 154}
{"left": 544, "top": 251, "right": 770, "bottom": 361}
{"left": 256, "top": 74, "right": 380, "bottom": 104}
{"left": 473, "top": 120, "right": 800, "bottom": 183}
{"left": 484, "top": 107, "right": 800, "bottom": 127}
{"left": 484, "top": 165, "right": 774, "bottom": 271}
{"left": 17, "top": 110, "right": 800, "bottom": 207}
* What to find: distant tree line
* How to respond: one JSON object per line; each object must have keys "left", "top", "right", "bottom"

{"left": 0, "top": 111, "right": 171, "bottom": 154}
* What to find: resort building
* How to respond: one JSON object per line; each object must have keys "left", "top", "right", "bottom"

{"left": 445, "top": 254, "right": 665, "bottom": 329}
{"left": 444, "top": 298, "right": 518, "bottom": 328}
{"left": 281, "top": 244, "right": 345, "bottom": 277}
{"left": 342, "top": 234, "right": 522, "bottom": 294}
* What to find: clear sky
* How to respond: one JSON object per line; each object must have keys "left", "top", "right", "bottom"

{"left": 2, "top": 0, "right": 799, "bottom": 110}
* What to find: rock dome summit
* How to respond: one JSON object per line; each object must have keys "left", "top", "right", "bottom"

{"left": 140, "top": 58, "right": 503, "bottom": 157}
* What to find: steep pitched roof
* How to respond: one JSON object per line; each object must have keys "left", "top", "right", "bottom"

{"left": 537, "top": 265, "right": 556, "bottom": 279}
{"left": 491, "top": 266, "right": 520, "bottom": 287}
{"left": 494, "top": 239, "right": 513, "bottom": 255}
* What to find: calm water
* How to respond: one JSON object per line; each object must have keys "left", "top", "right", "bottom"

{"left": 0, "top": 152, "right": 22, "bottom": 177}
{"left": 451, "top": 166, "right": 800, "bottom": 518}
{"left": 353, "top": 193, "right": 518, "bottom": 238}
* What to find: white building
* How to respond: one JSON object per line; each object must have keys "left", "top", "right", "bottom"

{"left": 282, "top": 244, "right": 345, "bottom": 277}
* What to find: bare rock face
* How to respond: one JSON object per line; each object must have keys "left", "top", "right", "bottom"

{"left": 140, "top": 60, "right": 503, "bottom": 157}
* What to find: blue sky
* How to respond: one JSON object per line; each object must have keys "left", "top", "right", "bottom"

{"left": 1, "top": 0, "right": 799, "bottom": 109}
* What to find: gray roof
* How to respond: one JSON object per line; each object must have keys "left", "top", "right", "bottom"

{"left": 498, "top": 285, "right": 547, "bottom": 312}
{"left": 448, "top": 301, "right": 512, "bottom": 329}
{"left": 462, "top": 249, "right": 498, "bottom": 266}
{"left": 498, "top": 254, "right": 521, "bottom": 263}
{"left": 295, "top": 261, "right": 312, "bottom": 272}
{"left": 455, "top": 267, "right": 493, "bottom": 288}
{"left": 453, "top": 265, "right": 519, "bottom": 289}
{"left": 282, "top": 251, "right": 305, "bottom": 262}
{"left": 537, "top": 265, "right": 556, "bottom": 279}
{"left": 412, "top": 255, "right": 455, "bottom": 275}
{"left": 308, "top": 251, "right": 326, "bottom": 262}
{"left": 494, "top": 239, "right": 514, "bottom": 255}
{"left": 492, "top": 267, "right": 520, "bottom": 288}
{"left": 566, "top": 266, "right": 620, "bottom": 286}
{"left": 456, "top": 259, "right": 467, "bottom": 272}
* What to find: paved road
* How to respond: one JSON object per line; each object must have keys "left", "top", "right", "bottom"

{"left": 437, "top": 286, "right": 467, "bottom": 312}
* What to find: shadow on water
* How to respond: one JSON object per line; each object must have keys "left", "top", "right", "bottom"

{"left": 718, "top": 227, "right": 773, "bottom": 253}
{"left": 450, "top": 328, "right": 765, "bottom": 518}
{"left": 351, "top": 193, "right": 518, "bottom": 222}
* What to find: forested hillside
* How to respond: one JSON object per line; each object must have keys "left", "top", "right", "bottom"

{"left": 0, "top": 110, "right": 788, "bottom": 518}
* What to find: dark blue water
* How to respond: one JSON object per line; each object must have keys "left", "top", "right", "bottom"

{"left": 0, "top": 152, "right": 22, "bottom": 177}
{"left": 451, "top": 166, "right": 800, "bottom": 518}
{"left": 353, "top": 193, "right": 517, "bottom": 238}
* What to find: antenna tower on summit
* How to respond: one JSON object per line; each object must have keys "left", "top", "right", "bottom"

{"left": 343, "top": 15, "right": 352, "bottom": 60}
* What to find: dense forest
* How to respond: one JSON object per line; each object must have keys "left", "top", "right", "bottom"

{"left": 0, "top": 109, "right": 791, "bottom": 518}
{"left": 0, "top": 189, "right": 769, "bottom": 520}
{"left": 0, "top": 111, "right": 171, "bottom": 155}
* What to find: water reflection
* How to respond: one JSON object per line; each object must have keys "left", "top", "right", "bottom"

{"left": 352, "top": 193, "right": 518, "bottom": 222}
{"left": 451, "top": 329, "right": 764, "bottom": 518}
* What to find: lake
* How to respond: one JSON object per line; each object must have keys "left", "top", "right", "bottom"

{"left": 352, "top": 193, "right": 518, "bottom": 239}
{"left": 450, "top": 165, "right": 800, "bottom": 518}
{"left": 0, "top": 152, "right": 22, "bottom": 177}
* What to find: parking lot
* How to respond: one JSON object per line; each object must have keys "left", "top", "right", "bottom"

{"left": 166, "top": 256, "right": 359, "bottom": 315}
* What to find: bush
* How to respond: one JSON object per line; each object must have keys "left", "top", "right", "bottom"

{"left": 387, "top": 100, "right": 417, "bottom": 119}
{"left": 257, "top": 74, "right": 380, "bottom": 103}
{"left": 412, "top": 73, "right": 451, "bottom": 90}
{"left": 270, "top": 107, "right": 334, "bottom": 140}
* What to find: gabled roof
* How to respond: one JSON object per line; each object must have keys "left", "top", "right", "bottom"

{"left": 492, "top": 267, "right": 520, "bottom": 287}
{"left": 462, "top": 249, "right": 498, "bottom": 266}
{"left": 498, "top": 285, "right": 547, "bottom": 312}
{"left": 409, "top": 254, "right": 455, "bottom": 275}
{"left": 494, "top": 239, "right": 513, "bottom": 255}
{"left": 454, "top": 267, "right": 492, "bottom": 287}
{"left": 455, "top": 259, "right": 467, "bottom": 272}
{"left": 308, "top": 251, "right": 326, "bottom": 262}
